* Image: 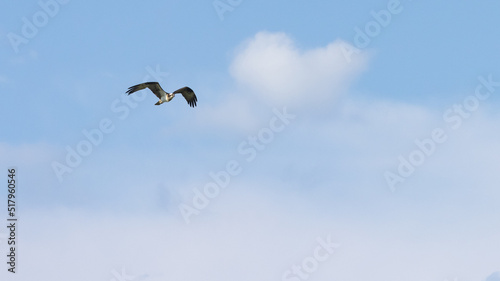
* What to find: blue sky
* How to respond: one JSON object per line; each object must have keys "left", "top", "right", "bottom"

{"left": 1, "top": 1, "right": 500, "bottom": 280}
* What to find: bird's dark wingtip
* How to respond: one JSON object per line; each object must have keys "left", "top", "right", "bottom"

{"left": 192, "top": 95, "right": 198, "bottom": 107}
{"left": 188, "top": 99, "right": 197, "bottom": 108}
{"left": 125, "top": 86, "right": 136, "bottom": 95}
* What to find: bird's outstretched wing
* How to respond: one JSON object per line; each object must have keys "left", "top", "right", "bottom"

{"left": 173, "top": 86, "right": 197, "bottom": 107}
{"left": 126, "top": 82, "right": 165, "bottom": 99}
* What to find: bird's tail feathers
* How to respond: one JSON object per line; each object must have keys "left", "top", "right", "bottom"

{"left": 155, "top": 101, "right": 162, "bottom": 105}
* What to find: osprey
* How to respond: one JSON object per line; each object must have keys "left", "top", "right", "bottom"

{"left": 126, "top": 82, "right": 197, "bottom": 107}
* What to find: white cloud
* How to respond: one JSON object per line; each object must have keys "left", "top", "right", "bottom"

{"left": 230, "top": 31, "right": 370, "bottom": 108}
{"left": 3, "top": 99, "right": 500, "bottom": 281}
{"left": 183, "top": 31, "right": 369, "bottom": 134}
{"left": 2, "top": 186, "right": 499, "bottom": 281}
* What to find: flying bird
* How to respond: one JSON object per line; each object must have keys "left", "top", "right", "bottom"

{"left": 126, "top": 82, "right": 197, "bottom": 107}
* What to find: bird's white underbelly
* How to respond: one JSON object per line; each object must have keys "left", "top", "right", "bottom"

{"left": 162, "top": 95, "right": 174, "bottom": 103}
